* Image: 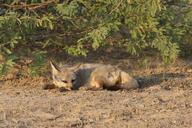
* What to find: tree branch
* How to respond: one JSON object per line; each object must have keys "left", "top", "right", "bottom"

{"left": 0, "top": 0, "right": 59, "bottom": 10}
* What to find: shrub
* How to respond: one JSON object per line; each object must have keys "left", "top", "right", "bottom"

{"left": 0, "top": 0, "right": 191, "bottom": 76}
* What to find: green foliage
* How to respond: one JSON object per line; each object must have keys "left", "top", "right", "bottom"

{"left": 158, "top": 0, "right": 192, "bottom": 57}
{"left": 0, "top": 54, "right": 17, "bottom": 76}
{"left": 138, "top": 57, "right": 151, "bottom": 69}
{"left": 0, "top": 0, "right": 191, "bottom": 76}
{"left": 28, "top": 51, "right": 47, "bottom": 76}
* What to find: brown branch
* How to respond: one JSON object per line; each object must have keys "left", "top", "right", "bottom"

{"left": 0, "top": 0, "right": 59, "bottom": 10}
{"left": 109, "top": 0, "right": 123, "bottom": 14}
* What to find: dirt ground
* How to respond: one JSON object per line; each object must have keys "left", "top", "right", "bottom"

{"left": 0, "top": 57, "right": 192, "bottom": 128}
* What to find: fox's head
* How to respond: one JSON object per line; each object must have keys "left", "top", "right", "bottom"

{"left": 50, "top": 61, "right": 77, "bottom": 90}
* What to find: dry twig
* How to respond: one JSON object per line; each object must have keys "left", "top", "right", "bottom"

{"left": 0, "top": 0, "right": 59, "bottom": 10}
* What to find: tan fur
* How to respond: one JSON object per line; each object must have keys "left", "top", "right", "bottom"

{"left": 50, "top": 61, "right": 77, "bottom": 90}
{"left": 87, "top": 65, "right": 139, "bottom": 90}
{"left": 50, "top": 61, "right": 139, "bottom": 91}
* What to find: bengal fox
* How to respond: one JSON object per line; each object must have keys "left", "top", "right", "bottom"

{"left": 47, "top": 61, "right": 139, "bottom": 91}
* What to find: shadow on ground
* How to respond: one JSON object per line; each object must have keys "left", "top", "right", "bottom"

{"left": 137, "top": 72, "right": 186, "bottom": 89}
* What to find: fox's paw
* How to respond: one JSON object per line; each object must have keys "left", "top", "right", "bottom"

{"left": 79, "top": 86, "right": 89, "bottom": 91}
{"left": 79, "top": 86, "right": 102, "bottom": 91}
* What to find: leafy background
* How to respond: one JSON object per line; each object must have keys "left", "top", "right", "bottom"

{"left": 0, "top": 0, "right": 191, "bottom": 76}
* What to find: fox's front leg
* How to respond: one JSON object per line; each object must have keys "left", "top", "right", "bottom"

{"left": 79, "top": 84, "right": 103, "bottom": 91}
{"left": 88, "top": 86, "right": 103, "bottom": 91}
{"left": 79, "top": 85, "right": 91, "bottom": 91}
{"left": 88, "top": 77, "right": 104, "bottom": 91}
{"left": 80, "top": 77, "right": 103, "bottom": 91}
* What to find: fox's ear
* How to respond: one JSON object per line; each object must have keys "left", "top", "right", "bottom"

{"left": 50, "top": 61, "right": 61, "bottom": 74}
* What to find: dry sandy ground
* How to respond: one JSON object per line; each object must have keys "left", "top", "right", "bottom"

{"left": 0, "top": 59, "right": 192, "bottom": 128}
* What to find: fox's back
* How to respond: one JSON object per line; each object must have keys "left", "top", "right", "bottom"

{"left": 73, "top": 63, "right": 104, "bottom": 89}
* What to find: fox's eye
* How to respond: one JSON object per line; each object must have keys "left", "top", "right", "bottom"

{"left": 72, "top": 79, "right": 75, "bottom": 83}
{"left": 62, "top": 80, "right": 68, "bottom": 83}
